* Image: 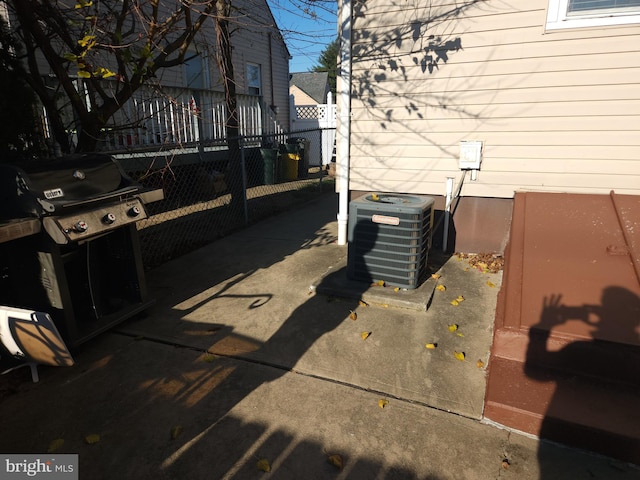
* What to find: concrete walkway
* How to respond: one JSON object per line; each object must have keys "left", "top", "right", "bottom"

{"left": 0, "top": 193, "right": 638, "bottom": 479}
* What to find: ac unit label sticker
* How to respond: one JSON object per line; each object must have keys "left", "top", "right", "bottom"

{"left": 371, "top": 214, "right": 400, "bottom": 226}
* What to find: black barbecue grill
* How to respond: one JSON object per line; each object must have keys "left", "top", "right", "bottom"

{"left": 0, "top": 153, "right": 163, "bottom": 348}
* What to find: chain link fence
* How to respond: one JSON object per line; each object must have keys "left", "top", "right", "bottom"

{"left": 119, "top": 128, "right": 335, "bottom": 269}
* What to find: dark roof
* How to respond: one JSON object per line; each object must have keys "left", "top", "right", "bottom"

{"left": 289, "top": 72, "right": 330, "bottom": 103}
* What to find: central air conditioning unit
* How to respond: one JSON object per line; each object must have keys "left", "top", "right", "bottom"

{"left": 347, "top": 194, "right": 435, "bottom": 289}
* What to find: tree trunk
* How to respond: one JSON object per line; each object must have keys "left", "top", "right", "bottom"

{"left": 214, "top": 0, "right": 244, "bottom": 215}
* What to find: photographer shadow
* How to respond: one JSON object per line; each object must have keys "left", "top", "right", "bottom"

{"left": 525, "top": 287, "right": 640, "bottom": 470}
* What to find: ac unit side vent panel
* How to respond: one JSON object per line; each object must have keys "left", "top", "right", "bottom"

{"left": 347, "top": 194, "right": 434, "bottom": 289}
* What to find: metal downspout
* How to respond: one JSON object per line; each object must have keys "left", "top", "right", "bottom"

{"left": 337, "top": 0, "right": 352, "bottom": 245}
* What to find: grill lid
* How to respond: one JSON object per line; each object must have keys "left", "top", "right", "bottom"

{"left": 0, "top": 154, "right": 139, "bottom": 220}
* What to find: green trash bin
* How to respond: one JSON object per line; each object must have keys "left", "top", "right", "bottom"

{"left": 260, "top": 148, "right": 279, "bottom": 185}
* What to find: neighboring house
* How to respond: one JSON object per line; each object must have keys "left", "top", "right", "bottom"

{"left": 341, "top": 0, "right": 640, "bottom": 464}
{"left": 289, "top": 71, "right": 336, "bottom": 167}
{"left": 2, "top": 0, "right": 291, "bottom": 151}
{"left": 290, "top": 71, "right": 331, "bottom": 105}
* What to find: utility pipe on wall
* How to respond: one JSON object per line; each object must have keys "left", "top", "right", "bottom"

{"left": 443, "top": 177, "right": 454, "bottom": 252}
{"left": 337, "top": 0, "right": 352, "bottom": 246}
{"left": 442, "top": 171, "right": 467, "bottom": 252}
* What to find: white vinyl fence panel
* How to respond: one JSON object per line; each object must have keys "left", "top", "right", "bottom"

{"left": 290, "top": 92, "right": 337, "bottom": 166}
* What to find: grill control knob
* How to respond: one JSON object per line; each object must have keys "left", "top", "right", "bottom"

{"left": 102, "top": 213, "right": 116, "bottom": 224}
{"left": 128, "top": 206, "right": 141, "bottom": 217}
{"left": 73, "top": 220, "right": 88, "bottom": 233}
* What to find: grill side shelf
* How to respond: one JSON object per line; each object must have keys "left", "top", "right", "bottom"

{"left": 0, "top": 219, "right": 41, "bottom": 244}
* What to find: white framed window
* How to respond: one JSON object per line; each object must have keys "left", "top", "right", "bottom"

{"left": 547, "top": 0, "right": 640, "bottom": 30}
{"left": 247, "top": 63, "right": 261, "bottom": 96}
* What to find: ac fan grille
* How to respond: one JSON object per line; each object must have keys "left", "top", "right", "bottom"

{"left": 347, "top": 195, "right": 434, "bottom": 289}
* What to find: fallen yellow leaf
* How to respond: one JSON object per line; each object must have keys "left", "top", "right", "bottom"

{"left": 358, "top": 300, "right": 369, "bottom": 307}
{"left": 435, "top": 284, "right": 446, "bottom": 292}
{"left": 456, "top": 332, "right": 465, "bottom": 337}
{"left": 448, "top": 324, "right": 458, "bottom": 332}
{"left": 349, "top": 310, "right": 357, "bottom": 320}
{"left": 378, "top": 399, "right": 389, "bottom": 409}
{"left": 486, "top": 281, "right": 496, "bottom": 288}
{"left": 425, "top": 343, "right": 438, "bottom": 349}
{"left": 477, "top": 359, "right": 485, "bottom": 368}
{"left": 376, "top": 280, "right": 385, "bottom": 287}
{"left": 454, "top": 351, "right": 466, "bottom": 361}
{"left": 456, "top": 295, "right": 465, "bottom": 302}
{"left": 48, "top": 439, "right": 64, "bottom": 453}
{"left": 450, "top": 299, "right": 460, "bottom": 306}
{"left": 170, "top": 426, "right": 183, "bottom": 440}
{"left": 361, "top": 331, "right": 371, "bottom": 340}
{"left": 393, "top": 287, "right": 400, "bottom": 292}
{"left": 84, "top": 434, "right": 100, "bottom": 445}
{"left": 371, "top": 193, "right": 380, "bottom": 201}
{"left": 431, "top": 273, "right": 442, "bottom": 279}
{"left": 257, "top": 459, "right": 271, "bottom": 472}
{"left": 327, "top": 454, "right": 344, "bottom": 470}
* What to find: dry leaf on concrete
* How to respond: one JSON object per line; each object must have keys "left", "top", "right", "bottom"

{"left": 84, "top": 434, "right": 100, "bottom": 445}
{"left": 327, "top": 454, "right": 344, "bottom": 470}
{"left": 170, "top": 426, "right": 183, "bottom": 440}
{"left": 454, "top": 351, "right": 466, "bottom": 361}
{"left": 257, "top": 459, "right": 271, "bottom": 472}
{"left": 48, "top": 439, "right": 64, "bottom": 453}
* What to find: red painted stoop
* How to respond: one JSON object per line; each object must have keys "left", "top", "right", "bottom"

{"left": 484, "top": 192, "right": 640, "bottom": 465}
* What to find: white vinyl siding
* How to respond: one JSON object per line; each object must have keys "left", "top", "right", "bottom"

{"left": 347, "top": 1, "right": 640, "bottom": 197}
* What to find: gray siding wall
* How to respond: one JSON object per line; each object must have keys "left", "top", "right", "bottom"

{"left": 348, "top": 1, "right": 640, "bottom": 197}
{"left": 150, "top": 0, "right": 290, "bottom": 127}
{"left": 15, "top": 0, "right": 290, "bottom": 131}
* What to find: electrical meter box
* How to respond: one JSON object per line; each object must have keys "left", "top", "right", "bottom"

{"left": 459, "top": 141, "right": 483, "bottom": 170}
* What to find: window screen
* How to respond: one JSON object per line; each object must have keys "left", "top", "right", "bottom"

{"left": 568, "top": 0, "right": 640, "bottom": 13}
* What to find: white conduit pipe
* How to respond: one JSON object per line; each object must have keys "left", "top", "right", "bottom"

{"left": 443, "top": 177, "right": 454, "bottom": 252}
{"left": 337, "top": 0, "right": 352, "bottom": 246}
{"left": 443, "top": 171, "right": 467, "bottom": 252}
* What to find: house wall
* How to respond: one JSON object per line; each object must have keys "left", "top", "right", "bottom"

{"left": 226, "top": 0, "right": 291, "bottom": 126}
{"left": 348, "top": 1, "right": 640, "bottom": 198}
{"left": 7, "top": 0, "right": 290, "bottom": 130}
{"left": 151, "top": 0, "right": 291, "bottom": 127}
{"left": 290, "top": 85, "right": 318, "bottom": 106}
